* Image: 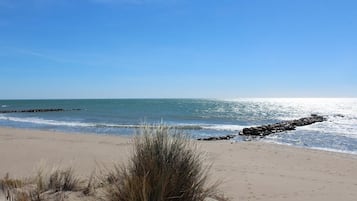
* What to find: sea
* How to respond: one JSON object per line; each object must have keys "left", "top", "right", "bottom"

{"left": 0, "top": 98, "right": 357, "bottom": 154}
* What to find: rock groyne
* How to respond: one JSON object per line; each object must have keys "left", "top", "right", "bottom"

{"left": 0, "top": 109, "right": 81, "bottom": 113}
{"left": 239, "top": 114, "right": 326, "bottom": 136}
{"left": 198, "top": 114, "right": 326, "bottom": 141}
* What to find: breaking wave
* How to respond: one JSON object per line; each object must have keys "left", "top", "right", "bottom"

{"left": 0, "top": 115, "right": 248, "bottom": 131}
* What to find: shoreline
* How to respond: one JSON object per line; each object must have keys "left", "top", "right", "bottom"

{"left": 1, "top": 126, "right": 357, "bottom": 201}
{"left": 1, "top": 125, "right": 356, "bottom": 156}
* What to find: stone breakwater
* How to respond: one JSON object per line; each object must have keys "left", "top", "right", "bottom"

{"left": 239, "top": 114, "right": 326, "bottom": 136}
{"left": 197, "top": 114, "right": 327, "bottom": 141}
{"left": 0, "top": 109, "right": 81, "bottom": 113}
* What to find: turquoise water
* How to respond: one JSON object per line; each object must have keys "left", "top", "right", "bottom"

{"left": 1, "top": 98, "right": 357, "bottom": 154}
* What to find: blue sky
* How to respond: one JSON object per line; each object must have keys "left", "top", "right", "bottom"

{"left": 0, "top": 0, "right": 356, "bottom": 99}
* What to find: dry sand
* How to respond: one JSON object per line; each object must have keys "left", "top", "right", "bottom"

{"left": 1, "top": 126, "right": 357, "bottom": 201}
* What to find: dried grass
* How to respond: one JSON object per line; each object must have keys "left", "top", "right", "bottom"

{"left": 0, "top": 167, "right": 83, "bottom": 201}
{"left": 102, "top": 125, "right": 228, "bottom": 201}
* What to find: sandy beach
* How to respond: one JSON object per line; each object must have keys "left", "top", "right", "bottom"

{"left": 1, "top": 127, "right": 357, "bottom": 201}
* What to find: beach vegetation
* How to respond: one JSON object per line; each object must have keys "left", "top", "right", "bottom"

{"left": 0, "top": 125, "right": 228, "bottom": 201}
{"left": 102, "top": 125, "right": 228, "bottom": 201}
{"left": 0, "top": 167, "right": 85, "bottom": 201}
{"left": 35, "top": 167, "right": 81, "bottom": 193}
{"left": 0, "top": 173, "right": 24, "bottom": 190}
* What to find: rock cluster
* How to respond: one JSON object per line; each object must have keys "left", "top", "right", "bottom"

{"left": 0, "top": 109, "right": 81, "bottom": 113}
{"left": 197, "top": 114, "right": 326, "bottom": 141}
{"left": 197, "top": 134, "right": 236, "bottom": 141}
{"left": 239, "top": 114, "right": 326, "bottom": 136}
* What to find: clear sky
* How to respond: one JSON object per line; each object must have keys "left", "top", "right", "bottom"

{"left": 0, "top": 0, "right": 356, "bottom": 99}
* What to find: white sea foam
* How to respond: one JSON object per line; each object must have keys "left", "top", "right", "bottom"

{"left": 264, "top": 140, "right": 357, "bottom": 155}
{"left": 0, "top": 115, "right": 94, "bottom": 127}
{"left": 0, "top": 116, "right": 210, "bottom": 130}
{"left": 294, "top": 115, "right": 357, "bottom": 138}
{"left": 0, "top": 116, "right": 145, "bottom": 129}
{"left": 1, "top": 105, "right": 8, "bottom": 108}
{"left": 0, "top": 115, "right": 249, "bottom": 133}
{"left": 201, "top": 124, "right": 249, "bottom": 131}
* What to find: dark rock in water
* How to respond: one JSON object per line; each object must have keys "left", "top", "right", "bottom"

{"left": 239, "top": 114, "right": 326, "bottom": 137}
{"left": 197, "top": 134, "right": 236, "bottom": 141}
{"left": 333, "top": 114, "right": 345, "bottom": 118}
{"left": 0, "top": 108, "right": 81, "bottom": 113}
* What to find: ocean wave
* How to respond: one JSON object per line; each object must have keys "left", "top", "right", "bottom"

{"left": 263, "top": 140, "right": 357, "bottom": 155}
{"left": 94, "top": 124, "right": 204, "bottom": 130}
{"left": 294, "top": 116, "right": 357, "bottom": 138}
{"left": 0, "top": 116, "right": 148, "bottom": 128}
{"left": 201, "top": 124, "right": 248, "bottom": 131}
{"left": 1, "top": 105, "right": 8, "bottom": 108}
{"left": 0, "top": 115, "right": 246, "bottom": 131}
{"left": 0, "top": 115, "right": 95, "bottom": 127}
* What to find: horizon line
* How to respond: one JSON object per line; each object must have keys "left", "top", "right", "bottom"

{"left": 1, "top": 97, "right": 357, "bottom": 101}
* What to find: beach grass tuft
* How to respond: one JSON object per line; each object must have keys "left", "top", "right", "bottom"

{"left": 102, "top": 125, "right": 228, "bottom": 201}
{"left": 0, "top": 167, "right": 84, "bottom": 201}
{"left": 34, "top": 166, "right": 82, "bottom": 193}
{"left": 48, "top": 167, "right": 80, "bottom": 193}
{"left": 0, "top": 173, "right": 24, "bottom": 190}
